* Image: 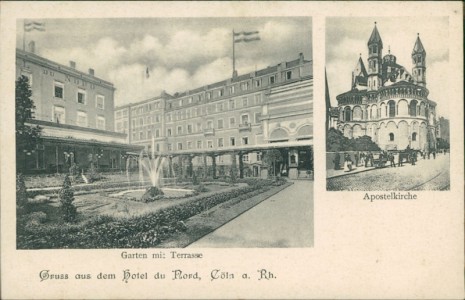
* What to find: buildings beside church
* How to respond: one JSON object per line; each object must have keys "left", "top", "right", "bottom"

{"left": 332, "top": 23, "right": 438, "bottom": 152}
{"left": 115, "top": 53, "right": 313, "bottom": 179}
{"left": 16, "top": 47, "right": 142, "bottom": 174}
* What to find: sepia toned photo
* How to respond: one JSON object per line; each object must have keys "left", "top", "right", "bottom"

{"left": 15, "top": 17, "right": 314, "bottom": 249}
{"left": 325, "top": 17, "right": 450, "bottom": 191}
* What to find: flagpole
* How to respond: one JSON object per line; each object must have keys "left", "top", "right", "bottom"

{"left": 232, "top": 29, "right": 236, "bottom": 77}
{"left": 23, "top": 19, "right": 26, "bottom": 51}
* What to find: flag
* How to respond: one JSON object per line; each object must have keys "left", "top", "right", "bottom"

{"left": 234, "top": 31, "right": 260, "bottom": 43}
{"left": 24, "top": 21, "right": 45, "bottom": 32}
{"left": 146, "top": 67, "right": 150, "bottom": 79}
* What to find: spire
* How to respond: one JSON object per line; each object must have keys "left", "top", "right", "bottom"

{"left": 354, "top": 56, "right": 368, "bottom": 77}
{"left": 412, "top": 33, "right": 426, "bottom": 55}
{"left": 367, "top": 22, "right": 383, "bottom": 47}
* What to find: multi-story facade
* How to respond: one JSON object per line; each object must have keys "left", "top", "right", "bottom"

{"left": 115, "top": 53, "right": 313, "bottom": 179}
{"left": 335, "top": 24, "right": 437, "bottom": 151}
{"left": 16, "top": 47, "right": 142, "bottom": 174}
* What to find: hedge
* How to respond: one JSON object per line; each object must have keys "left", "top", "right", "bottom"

{"left": 17, "top": 179, "right": 285, "bottom": 249}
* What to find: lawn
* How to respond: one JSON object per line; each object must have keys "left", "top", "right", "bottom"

{"left": 17, "top": 178, "right": 287, "bottom": 249}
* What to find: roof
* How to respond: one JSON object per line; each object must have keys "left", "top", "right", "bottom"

{"left": 353, "top": 57, "right": 368, "bottom": 77}
{"left": 412, "top": 34, "right": 426, "bottom": 55}
{"left": 367, "top": 23, "right": 383, "bottom": 47}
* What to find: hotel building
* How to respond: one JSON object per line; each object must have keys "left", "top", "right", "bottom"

{"left": 115, "top": 53, "right": 313, "bottom": 179}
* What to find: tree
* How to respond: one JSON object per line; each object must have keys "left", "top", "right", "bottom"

{"left": 16, "top": 173, "right": 28, "bottom": 209}
{"left": 16, "top": 75, "right": 41, "bottom": 153}
{"left": 59, "top": 175, "right": 77, "bottom": 222}
{"left": 262, "top": 149, "right": 283, "bottom": 177}
{"left": 326, "top": 128, "right": 380, "bottom": 152}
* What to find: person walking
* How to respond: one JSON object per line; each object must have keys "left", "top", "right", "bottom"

{"left": 389, "top": 153, "right": 396, "bottom": 167}
{"left": 398, "top": 152, "right": 403, "bottom": 167}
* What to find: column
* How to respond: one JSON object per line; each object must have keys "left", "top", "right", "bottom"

{"left": 238, "top": 152, "right": 244, "bottom": 179}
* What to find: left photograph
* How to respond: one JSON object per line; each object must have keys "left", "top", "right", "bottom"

{"left": 15, "top": 17, "right": 314, "bottom": 249}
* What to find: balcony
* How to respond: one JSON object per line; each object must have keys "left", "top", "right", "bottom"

{"left": 238, "top": 122, "right": 252, "bottom": 132}
{"left": 203, "top": 128, "right": 215, "bottom": 136}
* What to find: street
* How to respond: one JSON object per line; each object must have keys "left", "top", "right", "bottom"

{"left": 327, "top": 153, "right": 450, "bottom": 191}
{"left": 189, "top": 180, "right": 314, "bottom": 248}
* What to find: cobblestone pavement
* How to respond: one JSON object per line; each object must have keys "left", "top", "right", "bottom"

{"left": 189, "top": 180, "right": 314, "bottom": 248}
{"left": 327, "top": 153, "right": 450, "bottom": 191}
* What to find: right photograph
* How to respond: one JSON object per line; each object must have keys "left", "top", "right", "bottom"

{"left": 325, "top": 17, "right": 450, "bottom": 191}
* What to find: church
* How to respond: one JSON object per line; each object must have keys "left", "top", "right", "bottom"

{"left": 335, "top": 23, "right": 437, "bottom": 152}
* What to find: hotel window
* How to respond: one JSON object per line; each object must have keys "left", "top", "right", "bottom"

{"left": 217, "top": 119, "right": 224, "bottom": 129}
{"left": 146, "top": 116, "right": 151, "bottom": 124}
{"left": 229, "top": 117, "right": 236, "bottom": 127}
{"left": 255, "top": 113, "right": 261, "bottom": 123}
{"left": 188, "top": 97, "right": 193, "bottom": 104}
{"left": 255, "top": 94, "right": 262, "bottom": 104}
{"left": 132, "top": 133, "right": 137, "bottom": 141}
{"left": 197, "top": 141, "right": 202, "bottom": 149}
{"left": 186, "top": 109, "right": 191, "bottom": 118}
{"left": 167, "top": 144, "right": 172, "bottom": 151}
{"left": 230, "top": 86, "right": 235, "bottom": 94}
{"left": 242, "top": 97, "right": 248, "bottom": 107}
{"left": 207, "top": 140, "right": 213, "bottom": 148}
{"left": 206, "top": 92, "right": 211, "bottom": 100}
{"left": 179, "top": 99, "right": 183, "bottom": 106}
{"left": 286, "top": 71, "right": 292, "bottom": 80}
{"left": 155, "top": 129, "right": 160, "bottom": 137}
{"left": 147, "top": 130, "right": 152, "bottom": 138}
{"left": 241, "top": 114, "right": 249, "bottom": 124}
{"left": 123, "top": 110, "right": 128, "bottom": 117}
{"left": 217, "top": 102, "right": 224, "bottom": 111}
{"left": 155, "top": 115, "right": 160, "bottom": 123}
{"left": 242, "top": 154, "right": 249, "bottom": 162}
{"left": 197, "top": 122, "right": 202, "bottom": 131}
{"left": 269, "top": 75, "right": 275, "bottom": 84}
{"left": 97, "top": 116, "right": 106, "bottom": 130}
{"left": 257, "top": 152, "right": 262, "bottom": 161}
{"left": 207, "top": 120, "right": 213, "bottom": 129}
{"left": 77, "top": 111, "right": 88, "bottom": 127}
{"left": 229, "top": 99, "right": 235, "bottom": 109}
{"left": 193, "top": 108, "right": 198, "bottom": 117}
{"left": 53, "top": 106, "right": 65, "bottom": 124}
{"left": 96, "top": 95, "right": 105, "bottom": 109}
{"left": 54, "top": 82, "right": 64, "bottom": 99}
{"left": 187, "top": 124, "right": 192, "bottom": 134}
{"left": 156, "top": 144, "right": 160, "bottom": 152}
{"left": 132, "top": 119, "right": 136, "bottom": 128}
{"left": 218, "top": 89, "right": 224, "bottom": 97}
{"left": 230, "top": 137, "right": 236, "bottom": 146}
{"left": 167, "top": 102, "right": 172, "bottom": 109}
{"left": 166, "top": 114, "right": 171, "bottom": 122}
{"left": 255, "top": 79, "right": 261, "bottom": 87}
{"left": 139, "top": 118, "right": 144, "bottom": 126}
{"left": 167, "top": 128, "right": 172, "bottom": 136}
{"left": 177, "top": 142, "right": 183, "bottom": 150}
{"left": 177, "top": 125, "right": 183, "bottom": 135}
{"left": 187, "top": 141, "right": 193, "bottom": 149}
{"left": 116, "top": 111, "right": 122, "bottom": 119}
{"left": 242, "top": 136, "right": 249, "bottom": 145}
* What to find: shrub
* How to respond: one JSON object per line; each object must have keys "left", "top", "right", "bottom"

{"left": 59, "top": 175, "right": 77, "bottom": 222}
{"left": 194, "top": 184, "right": 208, "bottom": 193}
{"left": 16, "top": 173, "right": 28, "bottom": 209}
{"left": 26, "top": 211, "right": 48, "bottom": 226}
{"left": 140, "top": 186, "right": 164, "bottom": 203}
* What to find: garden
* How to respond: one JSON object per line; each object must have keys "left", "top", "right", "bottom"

{"left": 17, "top": 171, "right": 289, "bottom": 249}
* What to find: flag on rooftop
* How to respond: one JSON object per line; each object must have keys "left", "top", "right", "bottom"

{"left": 234, "top": 30, "right": 260, "bottom": 43}
{"left": 24, "top": 21, "right": 45, "bottom": 32}
{"left": 146, "top": 67, "right": 150, "bottom": 79}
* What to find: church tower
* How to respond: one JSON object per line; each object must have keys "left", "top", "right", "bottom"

{"left": 367, "top": 22, "right": 383, "bottom": 91}
{"left": 412, "top": 33, "right": 426, "bottom": 87}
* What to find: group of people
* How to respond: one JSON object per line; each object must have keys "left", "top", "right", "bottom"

{"left": 333, "top": 149, "right": 440, "bottom": 172}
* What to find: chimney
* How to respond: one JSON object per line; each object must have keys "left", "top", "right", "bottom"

{"left": 299, "top": 52, "right": 304, "bottom": 64}
{"left": 88, "top": 68, "right": 95, "bottom": 76}
{"left": 28, "top": 41, "right": 36, "bottom": 53}
{"left": 69, "top": 61, "right": 76, "bottom": 69}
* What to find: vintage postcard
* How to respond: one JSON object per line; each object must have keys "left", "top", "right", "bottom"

{"left": 0, "top": 1, "right": 463, "bottom": 299}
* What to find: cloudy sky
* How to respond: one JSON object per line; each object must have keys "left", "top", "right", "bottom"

{"left": 17, "top": 17, "right": 312, "bottom": 107}
{"left": 326, "top": 17, "right": 449, "bottom": 118}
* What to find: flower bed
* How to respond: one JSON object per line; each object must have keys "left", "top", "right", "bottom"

{"left": 17, "top": 179, "right": 285, "bottom": 249}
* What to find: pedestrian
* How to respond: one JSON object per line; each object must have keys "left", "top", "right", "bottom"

{"left": 412, "top": 152, "right": 416, "bottom": 165}
{"left": 389, "top": 153, "right": 396, "bottom": 167}
{"left": 433, "top": 151, "right": 436, "bottom": 159}
{"left": 344, "top": 153, "right": 352, "bottom": 172}
{"left": 355, "top": 152, "right": 360, "bottom": 167}
{"left": 428, "top": 152, "right": 431, "bottom": 159}
{"left": 398, "top": 152, "right": 403, "bottom": 167}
